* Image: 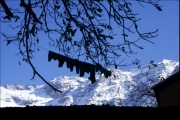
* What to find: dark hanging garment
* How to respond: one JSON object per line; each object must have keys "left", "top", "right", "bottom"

{"left": 88, "top": 77, "right": 96, "bottom": 84}
{"left": 58, "top": 54, "right": 66, "bottom": 67}
{"left": 48, "top": 51, "right": 60, "bottom": 61}
{"left": 58, "top": 59, "right": 65, "bottom": 67}
{"left": 69, "top": 59, "right": 77, "bottom": 72}
{"left": 90, "top": 64, "right": 95, "bottom": 78}
{"left": 48, "top": 51, "right": 65, "bottom": 67}
{"left": 75, "top": 59, "right": 80, "bottom": 74}
{"left": 101, "top": 68, "right": 111, "bottom": 78}
{"left": 66, "top": 57, "right": 74, "bottom": 72}
{"left": 95, "top": 62, "right": 112, "bottom": 78}
{"left": 107, "top": 70, "right": 112, "bottom": 77}
{"left": 96, "top": 63, "right": 103, "bottom": 72}
{"left": 104, "top": 70, "right": 108, "bottom": 78}
{"left": 88, "top": 64, "right": 96, "bottom": 84}
{"left": 79, "top": 61, "right": 85, "bottom": 77}
{"left": 48, "top": 51, "right": 112, "bottom": 84}
{"left": 84, "top": 62, "right": 92, "bottom": 74}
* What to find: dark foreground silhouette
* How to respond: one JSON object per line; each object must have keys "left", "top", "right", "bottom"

{"left": 0, "top": 105, "right": 179, "bottom": 119}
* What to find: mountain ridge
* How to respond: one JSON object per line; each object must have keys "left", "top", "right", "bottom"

{"left": 0, "top": 59, "right": 179, "bottom": 107}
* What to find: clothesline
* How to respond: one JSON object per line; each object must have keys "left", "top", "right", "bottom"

{"left": 32, "top": 44, "right": 112, "bottom": 84}
{"left": 35, "top": 45, "right": 50, "bottom": 51}
{"left": 48, "top": 51, "right": 112, "bottom": 84}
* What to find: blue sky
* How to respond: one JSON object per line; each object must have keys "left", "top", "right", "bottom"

{"left": 0, "top": 1, "right": 179, "bottom": 86}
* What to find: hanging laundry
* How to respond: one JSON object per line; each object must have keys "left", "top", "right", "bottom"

{"left": 48, "top": 51, "right": 66, "bottom": 68}
{"left": 88, "top": 64, "right": 96, "bottom": 84}
{"left": 79, "top": 61, "right": 85, "bottom": 77}
{"left": 83, "top": 62, "right": 91, "bottom": 73}
{"left": 95, "top": 63, "right": 103, "bottom": 72}
{"left": 48, "top": 51, "right": 112, "bottom": 84}
{"left": 95, "top": 63, "right": 111, "bottom": 78}
{"left": 58, "top": 55, "right": 66, "bottom": 67}
{"left": 75, "top": 59, "right": 80, "bottom": 74}
{"left": 66, "top": 57, "right": 74, "bottom": 72}
{"left": 48, "top": 51, "right": 60, "bottom": 61}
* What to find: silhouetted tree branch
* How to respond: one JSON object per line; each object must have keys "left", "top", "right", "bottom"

{"left": 1, "top": 0, "right": 162, "bottom": 92}
{"left": 124, "top": 62, "right": 159, "bottom": 107}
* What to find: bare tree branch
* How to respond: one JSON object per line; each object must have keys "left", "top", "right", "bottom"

{"left": 1, "top": 0, "right": 162, "bottom": 93}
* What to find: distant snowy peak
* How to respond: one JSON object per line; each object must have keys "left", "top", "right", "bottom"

{"left": 161, "top": 59, "right": 179, "bottom": 69}
{"left": 157, "top": 59, "right": 179, "bottom": 78}
{"left": 2, "top": 59, "right": 179, "bottom": 91}
{"left": 162, "top": 59, "right": 177, "bottom": 64}
{"left": 0, "top": 59, "right": 179, "bottom": 107}
{"left": 4, "top": 84, "right": 45, "bottom": 91}
{"left": 129, "top": 59, "right": 178, "bottom": 77}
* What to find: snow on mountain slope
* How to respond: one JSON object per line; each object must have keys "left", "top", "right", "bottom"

{"left": 0, "top": 59, "right": 179, "bottom": 107}
{"left": 0, "top": 84, "right": 53, "bottom": 107}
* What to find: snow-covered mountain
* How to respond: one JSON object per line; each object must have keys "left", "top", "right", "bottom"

{"left": 0, "top": 59, "right": 179, "bottom": 107}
